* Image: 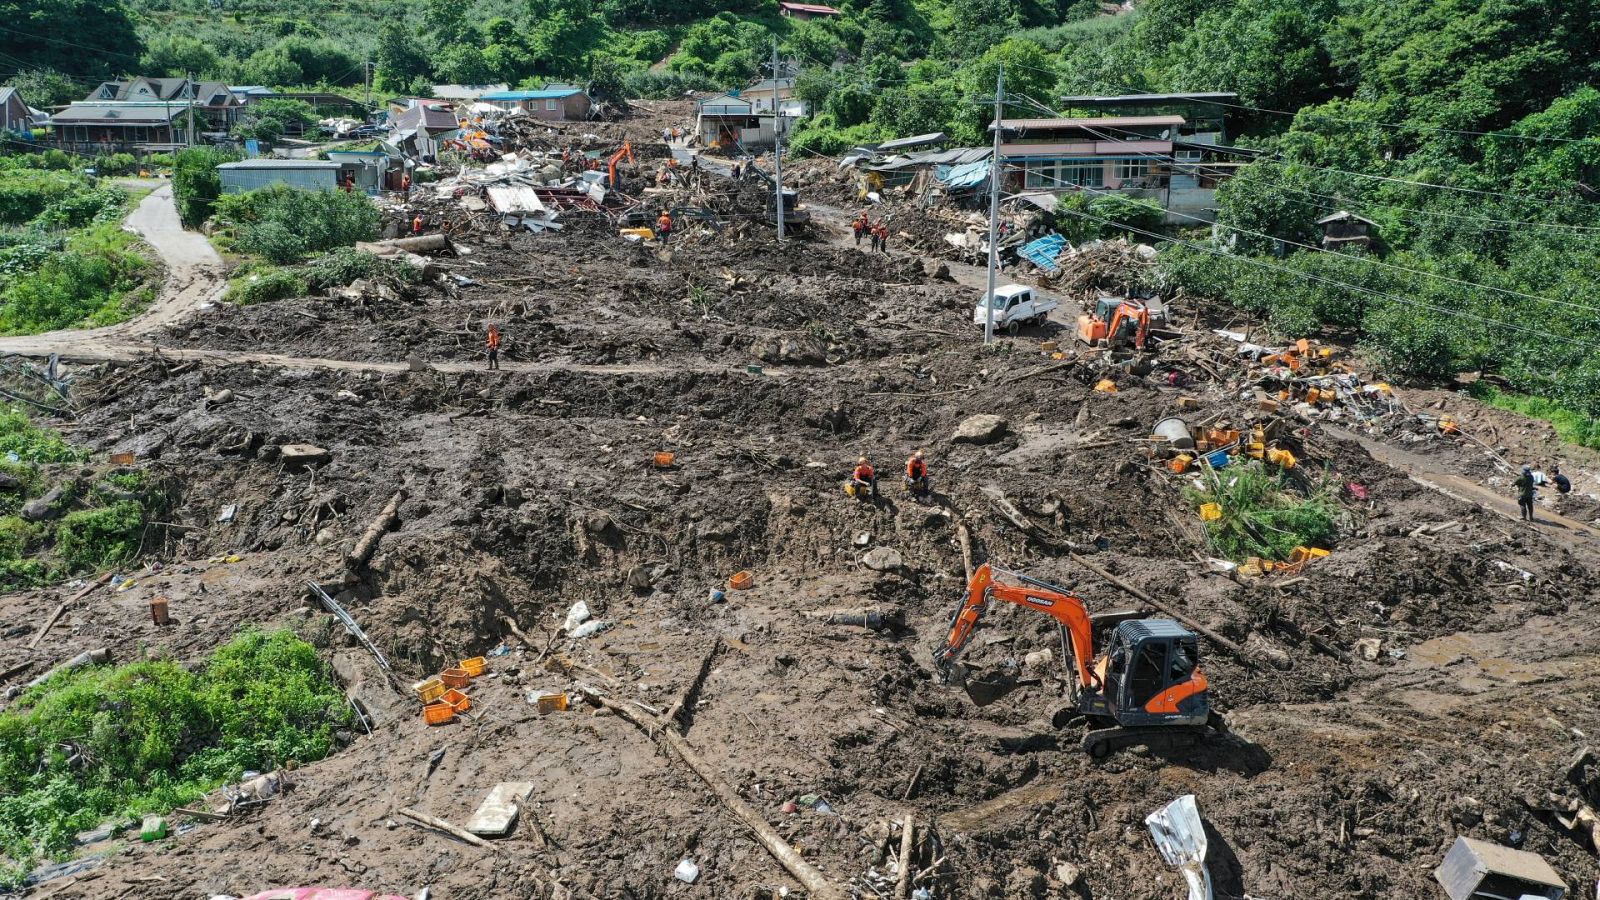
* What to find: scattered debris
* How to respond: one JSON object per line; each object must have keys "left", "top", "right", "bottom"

{"left": 1145, "top": 795, "right": 1212, "bottom": 900}
{"left": 1435, "top": 836, "right": 1566, "bottom": 900}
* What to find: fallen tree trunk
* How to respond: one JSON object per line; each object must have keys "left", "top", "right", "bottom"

{"left": 5, "top": 647, "right": 109, "bottom": 699}
{"left": 398, "top": 807, "right": 496, "bottom": 850}
{"left": 664, "top": 638, "right": 720, "bottom": 734}
{"left": 896, "top": 814, "right": 916, "bottom": 899}
{"left": 345, "top": 489, "right": 407, "bottom": 571}
{"left": 584, "top": 690, "right": 847, "bottom": 900}
{"left": 357, "top": 235, "right": 451, "bottom": 255}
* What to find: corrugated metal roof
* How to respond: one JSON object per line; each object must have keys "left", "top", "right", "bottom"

{"left": 486, "top": 184, "right": 547, "bottom": 215}
{"left": 937, "top": 159, "right": 991, "bottom": 188}
{"left": 218, "top": 160, "right": 344, "bottom": 169}
{"left": 481, "top": 89, "right": 584, "bottom": 101}
{"left": 780, "top": 1, "right": 840, "bottom": 11}
{"left": 878, "top": 132, "right": 945, "bottom": 151}
{"left": 991, "top": 115, "right": 1185, "bottom": 131}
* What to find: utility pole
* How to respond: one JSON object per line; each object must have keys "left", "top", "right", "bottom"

{"left": 364, "top": 59, "right": 373, "bottom": 109}
{"left": 771, "top": 40, "right": 785, "bottom": 242}
{"left": 185, "top": 72, "right": 196, "bottom": 147}
{"left": 983, "top": 64, "right": 1004, "bottom": 345}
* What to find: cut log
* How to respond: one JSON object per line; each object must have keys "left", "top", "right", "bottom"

{"left": 664, "top": 638, "right": 720, "bottom": 734}
{"left": 896, "top": 814, "right": 916, "bottom": 899}
{"left": 27, "top": 603, "right": 66, "bottom": 651}
{"left": 345, "top": 489, "right": 407, "bottom": 571}
{"left": 583, "top": 690, "right": 846, "bottom": 900}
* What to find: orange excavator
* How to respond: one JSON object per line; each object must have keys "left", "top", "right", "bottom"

{"left": 607, "top": 141, "right": 635, "bottom": 186}
{"left": 933, "top": 563, "right": 1224, "bottom": 757}
{"left": 1076, "top": 296, "right": 1151, "bottom": 350}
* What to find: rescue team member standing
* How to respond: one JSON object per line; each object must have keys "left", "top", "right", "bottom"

{"left": 657, "top": 210, "right": 674, "bottom": 244}
{"left": 486, "top": 324, "right": 501, "bottom": 370}
{"left": 1515, "top": 464, "right": 1536, "bottom": 521}
{"left": 412, "top": 214, "right": 425, "bottom": 235}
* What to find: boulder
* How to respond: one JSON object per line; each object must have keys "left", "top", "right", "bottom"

{"left": 22, "top": 483, "right": 74, "bottom": 522}
{"left": 861, "top": 547, "right": 903, "bottom": 571}
{"left": 952, "top": 414, "right": 1008, "bottom": 445}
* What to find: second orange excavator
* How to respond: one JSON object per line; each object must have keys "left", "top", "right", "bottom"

{"left": 606, "top": 141, "right": 635, "bottom": 186}
{"left": 933, "top": 563, "right": 1226, "bottom": 757}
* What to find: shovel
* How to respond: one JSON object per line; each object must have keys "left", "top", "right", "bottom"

{"left": 1145, "top": 794, "right": 1213, "bottom": 900}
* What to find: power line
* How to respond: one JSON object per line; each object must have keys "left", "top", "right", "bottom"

{"left": 1042, "top": 200, "right": 1595, "bottom": 349}
{"left": 1022, "top": 164, "right": 1600, "bottom": 319}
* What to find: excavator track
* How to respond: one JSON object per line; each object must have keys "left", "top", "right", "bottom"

{"left": 1081, "top": 724, "right": 1215, "bottom": 759}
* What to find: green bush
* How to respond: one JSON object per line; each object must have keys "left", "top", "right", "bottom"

{"left": 1470, "top": 386, "right": 1600, "bottom": 451}
{"left": 227, "top": 267, "right": 307, "bottom": 304}
{"left": 172, "top": 147, "right": 239, "bottom": 229}
{"left": 55, "top": 501, "right": 144, "bottom": 572}
{"left": 217, "top": 185, "right": 381, "bottom": 264}
{"left": 0, "top": 630, "right": 350, "bottom": 868}
{"left": 0, "top": 249, "right": 146, "bottom": 334}
{"left": 301, "top": 247, "right": 419, "bottom": 290}
{"left": 1186, "top": 462, "right": 1337, "bottom": 562}
{"left": 0, "top": 407, "right": 86, "bottom": 464}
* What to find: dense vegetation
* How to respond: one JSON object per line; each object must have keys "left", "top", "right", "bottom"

{"left": 0, "top": 164, "right": 152, "bottom": 335}
{"left": 0, "top": 408, "right": 166, "bottom": 588}
{"left": 1186, "top": 462, "right": 1337, "bottom": 562}
{"left": 0, "top": 630, "right": 350, "bottom": 875}
{"left": 214, "top": 184, "right": 382, "bottom": 262}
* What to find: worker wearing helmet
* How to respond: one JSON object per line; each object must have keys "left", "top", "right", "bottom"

{"left": 851, "top": 456, "right": 877, "bottom": 500}
{"left": 905, "top": 449, "right": 930, "bottom": 497}
{"left": 656, "top": 210, "right": 673, "bottom": 244}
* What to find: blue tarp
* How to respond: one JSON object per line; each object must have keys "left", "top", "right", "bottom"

{"left": 1020, "top": 233, "right": 1067, "bottom": 273}
{"left": 937, "top": 159, "right": 991, "bottom": 189}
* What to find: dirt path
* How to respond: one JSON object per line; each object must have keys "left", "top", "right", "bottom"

{"left": 0, "top": 185, "right": 228, "bottom": 361}
{"left": 1333, "top": 425, "right": 1600, "bottom": 544}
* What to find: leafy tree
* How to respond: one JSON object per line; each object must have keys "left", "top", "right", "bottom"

{"left": 4, "top": 69, "right": 78, "bottom": 109}
{"left": 232, "top": 99, "right": 319, "bottom": 144}
{"left": 171, "top": 146, "right": 238, "bottom": 229}
{"left": 236, "top": 46, "right": 304, "bottom": 87}
{"left": 934, "top": 0, "right": 1020, "bottom": 60}
{"left": 0, "top": 0, "right": 141, "bottom": 77}
{"left": 374, "top": 22, "right": 430, "bottom": 93}
{"left": 141, "top": 35, "right": 221, "bottom": 78}
{"left": 949, "top": 39, "right": 1057, "bottom": 144}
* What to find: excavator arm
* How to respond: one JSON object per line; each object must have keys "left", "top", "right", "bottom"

{"left": 933, "top": 563, "right": 1100, "bottom": 690}
{"left": 607, "top": 141, "right": 634, "bottom": 185}
{"left": 1106, "top": 300, "right": 1150, "bottom": 350}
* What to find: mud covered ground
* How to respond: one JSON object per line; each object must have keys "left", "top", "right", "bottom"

{"left": 4, "top": 166, "right": 1600, "bottom": 900}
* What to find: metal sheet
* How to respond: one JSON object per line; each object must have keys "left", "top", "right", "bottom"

{"left": 1145, "top": 794, "right": 1213, "bottom": 900}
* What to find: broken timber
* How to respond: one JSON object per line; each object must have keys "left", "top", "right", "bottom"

{"left": 398, "top": 807, "right": 497, "bottom": 850}
{"left": 1064, "top": 551, "right": 1260, "bottom": 669}
{"left": 582, "top": 689, "right": 847, "bottom": 900}
{"left": 664, "top": 638, "right": 720, "bottom": 734}
{"left": 346, "top": 489, "right": 407, "bottom": 571}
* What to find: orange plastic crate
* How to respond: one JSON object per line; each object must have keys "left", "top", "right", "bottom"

{"left": 442, "top": 688, "right": 471, "bottom": 713}
{"left": 728, "top": 570, "right": 755, "bottom": 591}
{"left": 440, "top": 668, "right": 471, "bottom": 688}
{"left": 423, "top": 702, "right": 456, "bottom": 725}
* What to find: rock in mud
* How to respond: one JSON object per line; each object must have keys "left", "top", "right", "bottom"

{"left": 279, "top": 444, "right": 332, "bottom": 467}
{"left": 22, "top": 483, "right": 74, "bottom": 522}
{"left": 952, "top": 414, "right": 1009, "bottom": 444}
{"left": 862, "top": 547, "right": 903, "bottom": 571}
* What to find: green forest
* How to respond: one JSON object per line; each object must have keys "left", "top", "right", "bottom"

{"left": 2, "top": 0, "right": 1599, "bottom": 422}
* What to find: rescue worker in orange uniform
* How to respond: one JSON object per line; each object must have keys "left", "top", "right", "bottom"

{"left": 486, "top": 324, "right": 501, "bottom": 370}
{"left": 656, "top": 210, "right": 673, "bottom": 244}
{"left": 850, "top": 456, "right": 877, "bottom": 500}
{"left": 904, "top": 449, "right": 930, "bottom": 497}
{"left": 412, "top": 214, "right": 424, "bottom": 235}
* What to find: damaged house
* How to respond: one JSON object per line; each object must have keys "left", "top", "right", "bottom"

{"left": 990, "top": 113, "right": 1255, "bottom": 224}
{"left": 388, "top": 100, "right": 462, "bottom": 160}
{"left": 478, "top": 87, "right": 592, "bottom": 122}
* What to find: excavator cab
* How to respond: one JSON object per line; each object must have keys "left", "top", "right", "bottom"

{"left": 1075, "top": 296, "right": 1150, "bottom": 350}
{"left": 1091, "top": 621, "right": 1210, "bottom": 728}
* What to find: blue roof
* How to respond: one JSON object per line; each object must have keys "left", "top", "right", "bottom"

{"left": 481, "top": 89, "right": 584, "bottom": 101}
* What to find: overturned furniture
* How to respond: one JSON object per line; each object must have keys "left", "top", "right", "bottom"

{"left": 1435, "top": 836, "right": 1565, "bottom": 900}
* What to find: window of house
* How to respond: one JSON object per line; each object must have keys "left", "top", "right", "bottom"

{"left": 546, "top": 99, "right": 558, "bottom": 111}
{"left": 1116, "top": 159, "right": 1146, "bottom": 181}
{"left": 1060, "top": 161, "right": 1103, "bottom": 188}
